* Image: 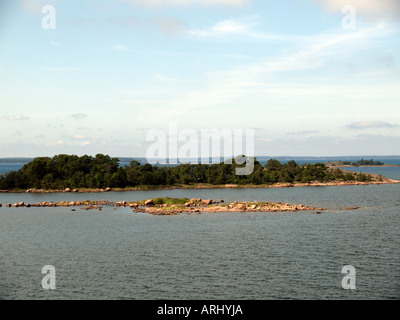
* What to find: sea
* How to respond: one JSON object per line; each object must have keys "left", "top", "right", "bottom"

{"left": 0, "top": 158, "right": 399, "bottom": 300}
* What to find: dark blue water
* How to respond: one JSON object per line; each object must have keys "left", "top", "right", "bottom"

{"left": 0, "top": 163, "right": 27, "bottom": 174}
{"left": 0, "top": 167, "right": 399, "bottom": 300}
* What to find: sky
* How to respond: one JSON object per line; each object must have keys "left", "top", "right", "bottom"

{"left": 0, "top": 0, "right": 399, "bottom": 158}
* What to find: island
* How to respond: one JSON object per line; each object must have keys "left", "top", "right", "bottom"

{"left": 326, "top": 158, "right": 400, "bottom": 167}
{"left": 0, "top": 154, "right": 399, "bottom": 193}
{"left": 0, "top": 197, "right": 364, "bottom": 215}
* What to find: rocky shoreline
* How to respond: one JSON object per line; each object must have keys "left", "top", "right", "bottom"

{"left": 0, "top": 177, "right": 399, "bottom": 194}
{"left": 0, "top": 198, "right": 362, "bottom": 215}
{"left": 0, "top": 200, "right": 112, "bottom": 209}
{"left": 135, "top": 198, "right": 329, "bottom": 215}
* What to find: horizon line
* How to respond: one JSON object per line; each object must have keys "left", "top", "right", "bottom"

{"left": 1, "top": 155, "right": 400, "bottom": 160}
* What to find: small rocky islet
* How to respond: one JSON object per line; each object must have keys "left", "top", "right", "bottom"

{"left": 0, "top": 197, "right": 360, "bottom": 215}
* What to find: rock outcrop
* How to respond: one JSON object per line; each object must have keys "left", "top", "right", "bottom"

{"left": 145, "top": 199, "right": 154, "bottom": 206}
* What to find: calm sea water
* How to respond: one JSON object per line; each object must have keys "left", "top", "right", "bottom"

{"left": 0, "top": 163, "right": 27, "bottom": 174}
{"left": 0, "top": 167, "right": 399, "bottom": 300}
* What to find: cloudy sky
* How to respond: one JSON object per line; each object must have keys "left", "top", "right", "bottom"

{"left": 0, "top": 0, "right": 399, "bottom": 157}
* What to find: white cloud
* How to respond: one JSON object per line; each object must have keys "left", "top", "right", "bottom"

{"left": 71, "top": 134, "right": 87, "bottom": 140}
{"left": 112, "top": 44, "right": 130, "bottom": 51}
{"left": 257, "top": 137, "right": 274, "bottom": 143}
{"left": 2, "top": 115, "right": 29, "bottom": 121}
{"left": 46, "top": 140, "right": 64, "bottom": 147}
{"left": 211, "top": 19, "right": 250, "bottom": 35}
{"left": 19, "top": 0, "right": 51, "bottom": 15}
{"left": 132, "top": 23, "right": 396, "bottom": 124}
{"left": 188, "top": 19, "right": 247, "bottom": 37}
{"left": 154, "top": 74, "right": 176, "bottom": 82}
{"left": 208, "top": 24, "right": 392, "bottom": 81}
{"left": 346, "top": 121, "right": 399, "bottom": 129}
{"left": 287, "top": 130, "right": 320, "bottom": 135}
{"left": 45, "top": 138, "right": 96, "bottom": 147}
{"left": 187, "top": 17, "right": 288, "bottom": 40}
{"left": 70, "top": 113, "right": 88, "bottom": 119}
{"left": 123, "top": 0, "right": 247, "bottom": 7}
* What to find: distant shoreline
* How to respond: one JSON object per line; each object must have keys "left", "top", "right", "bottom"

{"left": 333, "top": 164, "right": 400, "bottom": 167}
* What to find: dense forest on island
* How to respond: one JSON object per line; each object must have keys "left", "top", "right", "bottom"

{"left": 329, "top": 158, "right": 385, "bottom": 166}
{"left": 0, "top": 154, "right": 373, "bottom": 190}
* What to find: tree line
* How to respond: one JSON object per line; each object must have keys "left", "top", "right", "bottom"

{"left": 339, "top": 159, "right": 384, "bottom": 166}
{"left": 0, "top": 154, "right": 371, "bottom": 190}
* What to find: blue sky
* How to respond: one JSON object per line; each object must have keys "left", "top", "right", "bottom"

{"left": 0, "top": 0, "right": 399, "bottom": 157}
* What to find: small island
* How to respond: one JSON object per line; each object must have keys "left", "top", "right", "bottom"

{"left": 326, "top": 158, "right": 400, "bottom": 167}
{"left": 0, "top": 197, "right": 363, "bottom": 215}
{"left": 0, "top": 154, "right": 399, "bottom": 193}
